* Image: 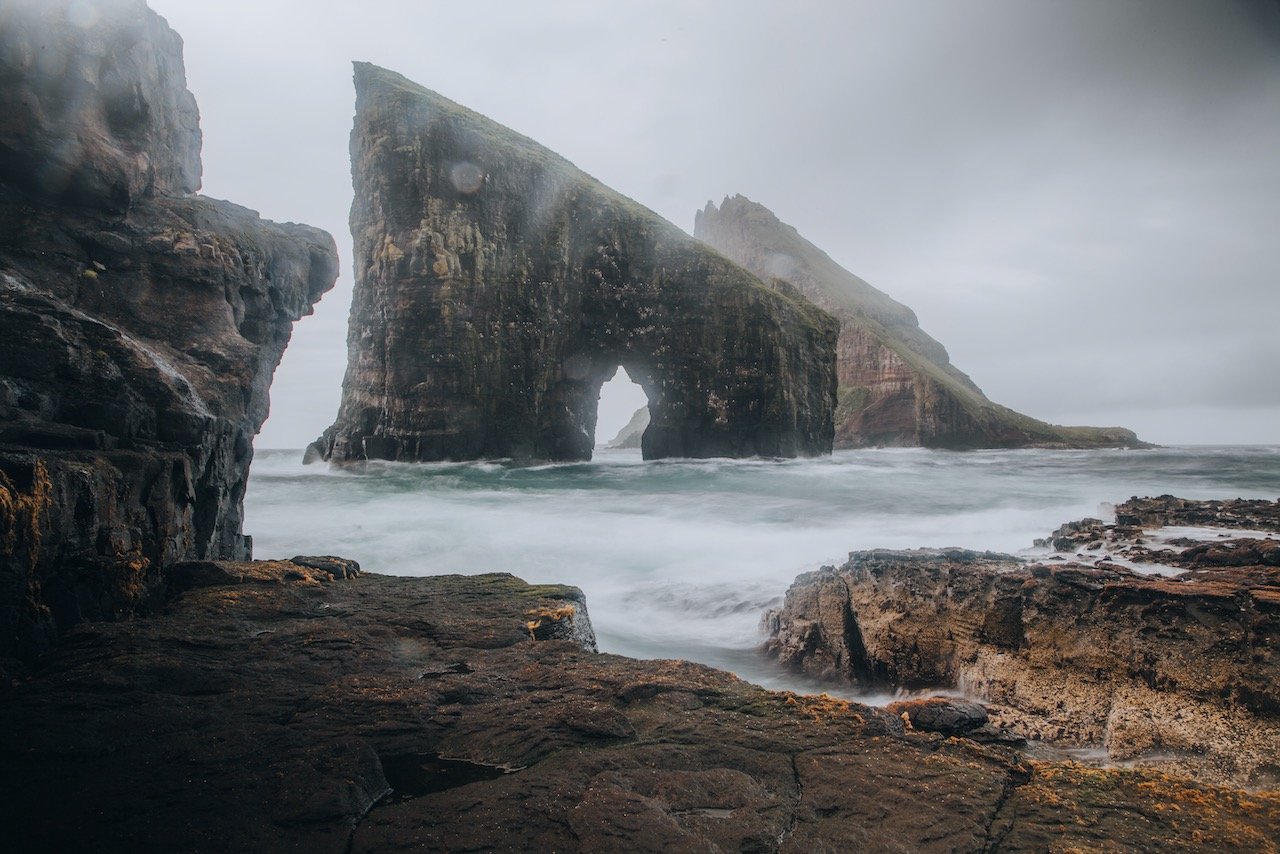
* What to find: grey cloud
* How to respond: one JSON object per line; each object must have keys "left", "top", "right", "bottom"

{"left": 148, "top": 0, "right": 1279, "bottom": 445}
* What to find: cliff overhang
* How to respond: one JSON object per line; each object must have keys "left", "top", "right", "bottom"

{"left": 0, "top": 0, "right": 338, "bottom": 668}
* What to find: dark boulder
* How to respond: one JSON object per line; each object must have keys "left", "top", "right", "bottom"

{"left": 289, "top": 555, "right": 363, "bottom": 579}
{"left": 886, "top": 696, "right": 990, "bottom": 735}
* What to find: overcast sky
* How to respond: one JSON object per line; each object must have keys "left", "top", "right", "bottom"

{"left": 148, "top": 0, "right": 1280, "bottom": 447}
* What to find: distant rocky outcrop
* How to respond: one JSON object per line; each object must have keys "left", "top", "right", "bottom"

{"left": 604, "top": 405, "right": 649, "bottom": 449}
{"left": 310, "top": 65, "right": 838, "bottom": 465}
{"left": 763, "top": 497, "right": 1280, "bottom": 788}
{"left": 5, "top": 564, "right": 1277, "bottom": 851}
{"left": 696, "top": 195, "right": 1143, "bottom": 449}
{"left": 0, "top": 0, "right": 338, "bottom": 670}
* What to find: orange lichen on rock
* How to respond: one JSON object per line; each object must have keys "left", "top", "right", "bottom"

{"left": 109, "top": 547, "right": 152, "bottom": 608}
{"left": 782, "top": 691, "right": 865, "bottom": 725}
{"left": 1013, "top": 762, "right": 1280, "bottom": 853}
{"left": 525, "top": 605, "right": 577, "bottom": 640}
{"left": 765, "top": 528, "right": 1280, "bottom": 788}
{"left": 0, "top": 459, "right": 52, "bottom": 570}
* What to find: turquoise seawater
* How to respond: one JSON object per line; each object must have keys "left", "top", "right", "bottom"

{"left": 245, "top": 445, "right": 1280, "bottom": 696}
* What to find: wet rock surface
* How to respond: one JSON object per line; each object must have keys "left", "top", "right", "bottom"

{"left": 0, "top": 0, "right": 201, "bottom": 210}
{"left": 1115, "top": 494, "right": 1280, "bottom": 531}
{"left": 887, "top": 696, "right": 990, "bottom": 735}
{"left": 765, "top": 497, "right": 1280, "bottom": 788}
{"left": 3, "top": 566, "right": 1277, "bottom": 852}
{"left": 312, "top": 65, "right": 838, "bottom": 465}
{"left": 1037, "top": 495, "right": 1280, "bottom": 571}
{"left": 0, "top": 0, "right": 338, "bottom": 669}
{"left": 695, "top": 194, "right": 1144, "bottom": 450}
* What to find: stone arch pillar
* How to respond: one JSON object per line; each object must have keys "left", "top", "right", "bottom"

{"left": 311, "top": 64, "right": 837, "bottom": 464}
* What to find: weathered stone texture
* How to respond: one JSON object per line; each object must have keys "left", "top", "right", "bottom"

{"left": 0, "top": 0, "right": 338, "bottom": 669}
{"left": 312, "top": 64, "right": 837, "bottom": 464}
{"left": 696, "top": 194, "right": 1144, "bottom": 449}
{"left": 763, "top": 500, "right": 1280, "bottom": 788}
{"left": 3, "top": 567, "right": 1276, "bottom": 852}
{"left": 0, "top": 0, "right": 201, "bottom": 209}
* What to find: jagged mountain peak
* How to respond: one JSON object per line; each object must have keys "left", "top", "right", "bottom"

{"left": 696, "top": 195, "right": 1142, "bottom": 449}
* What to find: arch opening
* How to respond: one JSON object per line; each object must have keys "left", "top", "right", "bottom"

{"left": 591, "top": 363, "right": 650, "bottom": 450}
{"left": 594, "top": 366, "right": 650, "bottom": 451}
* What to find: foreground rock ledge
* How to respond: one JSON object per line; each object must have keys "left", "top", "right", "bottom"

{"left": 3, "top": 564, "right": 1277, "bottom": 852}
{"left": 765, "top": 496, "right": 1280, "bottom": 790}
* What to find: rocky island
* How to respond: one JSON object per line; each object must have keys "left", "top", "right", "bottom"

{"left": 765, "top": 496, "right": 1280, "bottom": 790}
{"left": 309, "top": 65, "right": 838, "bottom": 464}
{"left": 603, "top": 403, "right": 649, "bottom": 450}
{"left": 696, "top": 195, "right": 1143, "bottom": 450}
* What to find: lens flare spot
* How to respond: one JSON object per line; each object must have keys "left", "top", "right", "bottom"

{"left": 448, "top": 161, "right": 484, "bottom": 194}
{"left": 67, "top": 2, "right": 99, "bottom": 28}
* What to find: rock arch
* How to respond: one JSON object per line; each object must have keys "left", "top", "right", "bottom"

{"left": 311, "top": 64, "right": 837, "bottom": 464}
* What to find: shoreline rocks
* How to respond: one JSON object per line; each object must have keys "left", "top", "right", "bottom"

{"left": 695, "top": 194, "right": 1146, "bottom": 450}
{"left": 763, "top": 497, "right": 1280, "bottom": 788}
{"left": 4, "top": 562, "right": 1277, "bottom": 851}
{"left": 2, "top": 3, "right": 1275, "bottom": 849}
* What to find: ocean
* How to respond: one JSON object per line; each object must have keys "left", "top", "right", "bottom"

{"left": 245, "top": 445, "right": 1280, "bottom": 699}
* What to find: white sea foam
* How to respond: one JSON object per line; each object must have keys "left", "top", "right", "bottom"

{"left": 1025, "top": 519, "right": 1280, "bottom": 577}
{"left": 245, "top": 445, "right": 1280, "bottom": 698}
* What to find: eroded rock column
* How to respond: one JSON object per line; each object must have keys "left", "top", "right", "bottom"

{"left": 312, "top": 64, "right": 837, "bottom": 464}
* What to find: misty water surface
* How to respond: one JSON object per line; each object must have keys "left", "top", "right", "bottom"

{"left": 245, "top": 445, "right": 1280, "bottom": 699}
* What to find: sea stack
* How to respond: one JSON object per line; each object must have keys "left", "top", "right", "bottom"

{"left": 0, "top": 0, "right": 338, "bottom": 668}
{"left": 310, "top": 64, "right": 838, "bottom": 464}
{"left": 696, "top": 195, "right": 1143, "bottom": 449}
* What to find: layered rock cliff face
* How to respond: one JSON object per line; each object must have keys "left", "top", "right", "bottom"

{"left": 696, "top": 195, "right": 1142, "bottom": 449}
{"left": 763, "top": 498, "right": 1280, "bottom": 788}
{"left": 311, "top": 65, "right": 838, "bottom": 464}
{"left": 0, "top": 0, "right": 338, "bottom": 669}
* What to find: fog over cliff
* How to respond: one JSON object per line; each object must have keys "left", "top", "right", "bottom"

{"left": 149, "top": 0, "right": 1280, "bottom": 446}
